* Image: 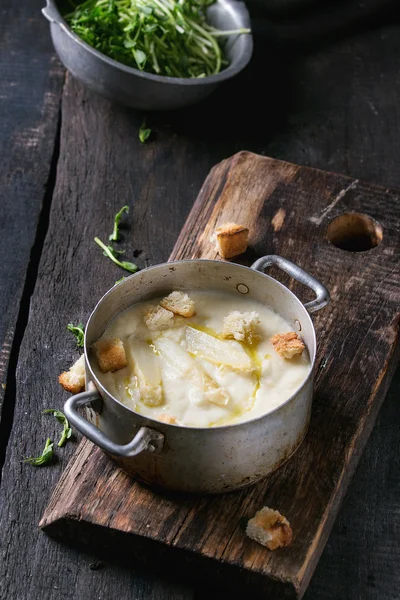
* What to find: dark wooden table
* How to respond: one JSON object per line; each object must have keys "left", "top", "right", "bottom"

{"left": 0, "top": 1, "right": 399, "bottom": 598}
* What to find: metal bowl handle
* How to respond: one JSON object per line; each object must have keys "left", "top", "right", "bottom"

{"left": 64, "top": 383, "right": 164, "bottom": 457}
{"left": 251, "top": 255, "right": 330, "bottom": 313}
{"left": 42, "top": 1, "right": 60, "bottom": 24}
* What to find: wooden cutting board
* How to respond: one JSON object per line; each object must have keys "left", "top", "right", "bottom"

{"left": 40, "top": 152, "right": 400, "bottom": 599}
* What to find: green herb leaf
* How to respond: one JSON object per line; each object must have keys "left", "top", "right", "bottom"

{"left": 43, "top": 409, "right": 73, "bottom": 448}
{"left": 119, "top": 261, "right": 138, "bottom": 271}
{"left": 109, "top": 205, "right": 129, "bottom": 242}
{"left": 67, "top": 323, "right": 84, "bottom": 348}
{"left": 23, "top": 438, "right": 54, "bottom": 466}
{"left": 94, "top": 237, "right": 138, "bottom": 273}
{"left": 65, "top": 0, "right": 250, "bottom": 80}
{"left": 123, "top": 39, "right": 136, "bottom": 49}
{"left": 139, "top": 119, "right": 151, "bottom": 144}
{"left": 115, "top": 276, "right": 126, "bottom": 285}
{"left": 103, "top": 245, "right": 125, "bottom": 258}
{"left": 134, "top": 49, "right": 146, "bottom": 66}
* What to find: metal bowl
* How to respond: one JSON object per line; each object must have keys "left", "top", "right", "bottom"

{"left": 42, "top": 0, "right": 253, "bottom": 110}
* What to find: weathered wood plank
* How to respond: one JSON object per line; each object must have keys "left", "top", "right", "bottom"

{"left": 304, "top": 366, "right": 400, "bottom": 600}
{"left": 2, "top": 14, "right": 400, "bottom": 600}
{"left": 0, "top": 74, "right": 213, "bottom": 600}
{"left": 0, "top": 0, "right": 64, "bottom": 416}
{"left": 40, "top": 151, "right": 400, "bottom": 598}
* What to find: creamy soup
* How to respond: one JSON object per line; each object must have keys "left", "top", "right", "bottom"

{"left": 92, "top": 290, "right": 310, "bottom": 427}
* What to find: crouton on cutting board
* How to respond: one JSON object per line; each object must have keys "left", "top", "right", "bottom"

{"left": 214, "top": 222, "right": 249, "bottom": 259}
{"left": 246, "top": 506, "right": 293, "bottom": 550}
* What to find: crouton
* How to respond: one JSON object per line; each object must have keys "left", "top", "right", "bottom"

{"left": 160, "top": 291, "right": 195, "bottom": 318}
{"left": 204, "top": 386, "right": 230, "bottom": 406}
{"left": 93, "top": 338, "right": 127, "bottom": 373}
{"left": 246, "top": 507, "right": 293, "bottom": 550}
{"left": 158, "top": 414, "right": 179, "bottom": 424}
{"left": 222, "top": 311, "right": 260, "bottom": 344}
{"left": 140, "top": 383, "right": 163, "bottom": 407}
{"left": 144, "top": 305, "right": 174, "bottom": 331}
{"left": 59, "top": 354, "right": 86, "bottom": 394}
{"left": 214, "top": 222, "right": 249, "bottom": 259}
{"left": 271, "top": 332, "right": 305, "bottom": 359}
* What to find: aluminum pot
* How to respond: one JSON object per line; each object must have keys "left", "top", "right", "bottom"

{"left": 64, "top": 256, "right": 329, "bottom": 494}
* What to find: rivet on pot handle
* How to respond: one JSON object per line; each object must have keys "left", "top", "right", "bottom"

{"left": 64, "top": 382, "right": 164, "bottom": 457}
{"left": 251, "top": 255, "right": 330, "bottom": 313}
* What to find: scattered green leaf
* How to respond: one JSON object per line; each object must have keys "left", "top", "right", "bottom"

{"left": 67, "top": 323, "right": 85, "bottom": 348}
{"left": 23, "top": 438, "right": 54, "bottom": 466}
{"left": 139, "top": 119, "right": 151, "bottom": 144}
{"left": 109, "top": 205, "right": 129, "bottom": 242}
{"left": 43, "top": 409, "right": 73, "bottom": 447}
{"left": 103, "top": 245, "right": 125, "bottom": 258}
{"left": 94, "top": 237, "right": 138, "bottom": 273}
{"left": 115, "top": 276, "right": 126, "bottom": 285}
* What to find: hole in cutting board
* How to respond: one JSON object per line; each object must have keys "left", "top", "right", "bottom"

{"left": 326, "top": 213, "right": 383, "bottom": 252}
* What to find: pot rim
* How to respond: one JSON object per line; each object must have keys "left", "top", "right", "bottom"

{"left": 84, "top": 258, "right": 317, "bottom": 431}
{"left": 43, "top": 0, "right": 253, "bottom": 87}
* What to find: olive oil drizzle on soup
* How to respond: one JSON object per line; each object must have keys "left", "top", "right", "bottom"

{"left": 92, "top": 290, "right": 310, "bottom": 427}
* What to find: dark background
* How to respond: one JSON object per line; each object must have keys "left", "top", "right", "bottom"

{"left": 0, "top": 0, "right": 399, "bottom": 598}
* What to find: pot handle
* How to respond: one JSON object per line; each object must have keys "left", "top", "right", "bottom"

{"left": 251, "top": 255, "right": 330, "bottom": 313}
{"left": 64, "top": 382, "right": 164, "bottom": 457}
